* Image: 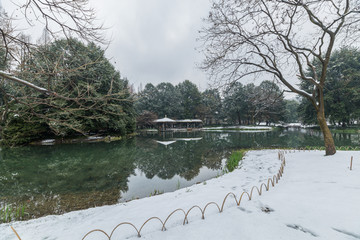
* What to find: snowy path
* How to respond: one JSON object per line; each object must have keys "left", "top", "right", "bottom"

{"left": 1, "top": 150, "right": 360, "bottom": 240}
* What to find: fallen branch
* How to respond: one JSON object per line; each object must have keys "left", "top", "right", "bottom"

{"left": 0, "top": 70, "right": 51, "bottom": 94}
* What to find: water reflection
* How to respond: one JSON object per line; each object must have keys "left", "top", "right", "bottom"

{"left": 0, "top": 142, "right": 136, "bottom": 218}
{"left": 0, "top": 129, "right": 359, "bottom": 219}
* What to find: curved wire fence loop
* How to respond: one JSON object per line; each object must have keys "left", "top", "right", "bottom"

{"left": 267, "top": 178, "right": 274, "bottom": 188}
{"left": 109, "top": 222, "right": 140, "bottom": 238}
{"left": 138, "top": 217, "right": 164, "bottom": 235}
{"left": 10, "top": 226, "right": 22, "bottom": 240}
{"left": 202, "top": 202, "right": 221, "bottom": 219}
{"left": 82, "top": 229, "right": 111, "bottom": 240}
{"left": 77, "top": 151, "right": 287, "bottom": 240}
{"left": 273, "top": 175, "right": 279, "bottom": 184}
{"left": 162, "top": 208, "right": 186, "bottom": 229}
{"left": 220, "top": 192, "right": 238, "bottom": 212}
{"left": 237, "top": 191, "right": 251, "bottom": 206}
{"left": 259, "top": 183, "right": 269, "bottom": 192}
{"left": 185, "top": 205, "right": 203, "bottom": 221}
{"left": 250, "top": 186, "right": 261, "bottom": 199}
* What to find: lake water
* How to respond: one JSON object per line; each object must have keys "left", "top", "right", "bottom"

{"left": 1, "top": 128, "right": 359, "bottom": 219}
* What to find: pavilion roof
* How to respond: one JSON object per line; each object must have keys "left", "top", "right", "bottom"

{"left": 176, "top": 119, "right": 202, "bottom": 123}
{"left": 154, "top": 117, "right": 203, "bottom": 123}
{"left": 153, "top": 117, "right": 176, "bottom": 123}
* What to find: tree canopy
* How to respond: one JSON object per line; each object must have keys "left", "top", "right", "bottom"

{"left": 223, "top": 81, "right": 285, "bottom": 125}
{"left": 136, "top": 79, "right": 287, "bottom": 126}
{"left": 299, "top": 47, "right": 360, "bottom": 126}
{"left": 136, "top": 80, "right": 204, "bottom": 120}
{"left": 1, "top": 38, "right": 135, "bottom": 145}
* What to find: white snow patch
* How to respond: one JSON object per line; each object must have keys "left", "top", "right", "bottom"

{"left": 204, "top": 125, "right": 272, "bottom": 130}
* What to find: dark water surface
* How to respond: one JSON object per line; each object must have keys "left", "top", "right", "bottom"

{"left": 1, "top": 128, "right": 359, "bottom": 219}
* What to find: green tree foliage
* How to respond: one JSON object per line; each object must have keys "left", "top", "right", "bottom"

{"left": 157, "top": 82, "right": 182, "bottom": 117}
{"left": 135, "top": 83, "right": 158, "bottom": 114}
{"left": 176, "top": 80, "right": 202, "bottom": 119}
{"left": 198, "top": 89, "right": 222, "bottom": 125}
{"left": 298, "top": 48, "right": 360, "bottom": 126}
{"left": 0, "top": 9, "right": 10, "bottom": 71}
{"left": 136, "top": 80, "right": 285, "bottom": 125}
{"left": 254, "top": 81, "right": 285, "bottom": 124}
{"left": 136, "top": 111, "right": 157, "bottom": 129}
{"left": 223, "top": 81, "right": 285, "bottom": 125}
{"left": 0, "top": 43, "right": 7, "bottom": 71}
{"left": 283, "top": 100, "right": 300, "bottom": 123}
{"left": 136, "top": 83, "right": 181, "bottom": 118}
{"left": 2, "top": 38, "right": 135, "bottom": 145}
{"left": 136, "top": 80, "right": 202, "bottom": 119}
{"left": 223, "top": 82, "right": 249, "bottom": 124}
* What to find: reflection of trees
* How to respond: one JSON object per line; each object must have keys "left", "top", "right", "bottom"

{"left": 2, "top": 129, "right": 358, "bottom": 218}
{"left": 333, "top": 133, "right": 359, "bottom": 147}
{"left": 135, "top": 141, "right": 204, "bottom": 180}
{"left": 223, "top": 130, "right": 326, "bottom": 149}
{"left": 135, "top": 134, "right": 225, "bottom": 181}
{"left": 201, "top": 149, "right": 224, "bottom": 170}
{"left": 4, "top": 188, "right": 121, "bottom": 219}
{"left": 0, "top": 141, "right": 136, "bottom": 217}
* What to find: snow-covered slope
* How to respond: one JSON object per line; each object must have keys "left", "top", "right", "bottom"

{"left": 1, "top": 150, "right": 359, "bottom": 240}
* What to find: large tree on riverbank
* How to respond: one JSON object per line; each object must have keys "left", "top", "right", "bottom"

{"left": 201, "top": 0, "right": 360, "bottom": 155}
{"left": 2, "top": 39, "right": 135, "bottom": 145}
{"left": 0, "top": 1, "right": 138, "bottom": 145}
{"left": 0, "top": 0, "right": 105, "bottom": 122}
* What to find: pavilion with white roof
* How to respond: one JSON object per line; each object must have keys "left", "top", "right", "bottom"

{"left": 153, "top": 116, "right": 203, "bottom": 131}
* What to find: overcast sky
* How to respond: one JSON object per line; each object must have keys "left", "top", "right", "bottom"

{"left": 2, "top": 0, "right": 356, "bottom": 101}
{"left": 89, "top": 0, "right": 212, "bottom": 92}
{"left": 1, "top": 0, "right": 211, "bottom": 91}
{"left": 1, "top": 0, "right": 304, "bottom": 99}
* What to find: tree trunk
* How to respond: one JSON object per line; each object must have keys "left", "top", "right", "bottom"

{"left": 316, "top": 108, "right": 336, "bottom": 155}
{"left": 237, "top": 113, "right": 241, "bottom": 125}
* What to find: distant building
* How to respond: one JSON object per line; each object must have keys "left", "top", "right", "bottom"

{"left": 154, "top": 116, "right": 203, "bottom": 131}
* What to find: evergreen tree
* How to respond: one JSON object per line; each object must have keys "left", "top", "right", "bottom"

{"left": 298, "top": 48, "right": 360, "bottom": 126}
{"left": 176, "top": 80, "right": 202, "bottom": 119}
{"left": 284, "top": 100, "right": 300, "bottom": 123}
{"left": 198, "top": 89, "right": 222, "bottom": 125}
{"left": 2, "top": 38, "right": 135, "bottom": 145}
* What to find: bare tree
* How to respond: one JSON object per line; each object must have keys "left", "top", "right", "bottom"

{"left": 0, "top": 0, "right": 104, "bottom": 89}
{"left": 201, "top": 0, "right": 360, "bottom": 155}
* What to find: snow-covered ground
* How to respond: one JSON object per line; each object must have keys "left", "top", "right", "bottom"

{"left": 280, "top": 123, "right": 318, "bottom": 128}
{"left": 204, "top": 125, "right": 272, "bottom": 129}
{"left": 1, "top": 150, "right": 360, "bottom": 240}
{"left": 203, "top": 126, "right": 272, "bottom": 132}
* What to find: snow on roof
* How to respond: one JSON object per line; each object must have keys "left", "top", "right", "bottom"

{"left": 176, "top": 119, "right": 202, "bottom": 123}
{"left": 153, "top": 117, "right": 176, "bottom": 123}
{"left": 174, "top": 137, "right": 203, "bottom": 141}
{"left": 153, "top": 118, "right": 203, "bottom": 123}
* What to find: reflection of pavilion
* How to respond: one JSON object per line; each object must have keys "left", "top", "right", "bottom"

{"left": 155, "top": 137, "right": 203, "bottom": 146}
{"left": 154, "top": 116, "right": 203, "bottom": 132}
{"left": 174, "top": 137, "right": 203, "bottom": 141}
{"left": 156, "top": 140, "right": 177, "bottom": 146}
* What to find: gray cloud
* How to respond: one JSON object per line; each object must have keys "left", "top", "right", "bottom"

{"left": 90, "top": 0, "right": 211, "bottom": 91}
